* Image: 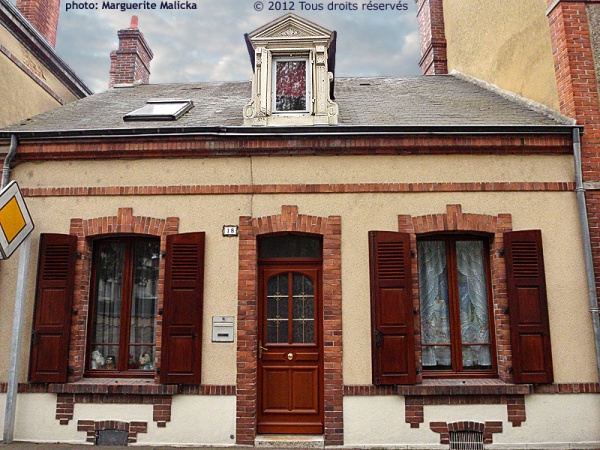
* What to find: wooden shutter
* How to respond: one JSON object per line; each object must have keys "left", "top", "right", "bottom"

{"left": 161, "top": 232, "right": 205, "bottom": 384}
{"left": 369, "top": 231, "right": 416, "bottom": 385}
{"left": 29, "top": 233, "right": 77, "bottom": 383}
{"left": 505, "top": 230, "right": 553, "bottom": 384}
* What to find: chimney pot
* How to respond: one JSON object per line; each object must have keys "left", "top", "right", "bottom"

{"left": 130, "top": 15, "right": 138, "bottom": 29}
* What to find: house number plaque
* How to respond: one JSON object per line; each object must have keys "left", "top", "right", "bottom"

{"left": 222, "top": 225, "right": 238, "bottom": 237}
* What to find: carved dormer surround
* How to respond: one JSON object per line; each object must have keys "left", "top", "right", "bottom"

{"left": 243, "top": 14, "right": 339, "bottom": 126}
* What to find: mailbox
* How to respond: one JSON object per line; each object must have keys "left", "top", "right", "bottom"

{"left": 212, "top": 316, "right": 234, "bottom": 342}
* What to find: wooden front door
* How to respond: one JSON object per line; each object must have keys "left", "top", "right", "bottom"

{"left": 257, "top": 265, "right": 323, "bottom": 434}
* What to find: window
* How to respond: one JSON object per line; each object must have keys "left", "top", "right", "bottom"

{"left": 417, "top": 236, "right": 494, "bottom": 375}
{"left": 369, "top": 228, "right": 553, "bottom": 386}
{"left": 123, "top": 99, "right": 193, "bottom": 121}
{"left": 87, "top": 237, "right": 160, "bottom": 375}
{"left": 29, "top": 230, "right": 206, "bottom": 384}
{"left": 272, "top": 58, "right": 310, "bottom": 113}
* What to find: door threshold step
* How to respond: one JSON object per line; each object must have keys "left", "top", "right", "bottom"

{"left": 255, "top": 434, "right": 325, "bottom": 448}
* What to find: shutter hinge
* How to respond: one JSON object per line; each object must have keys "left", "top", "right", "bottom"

{"left": 31, "top": 329, "right": 38, "bottom": 346}
{"left": 416, "top": 367, "right": 421, "bottom": 375}
{"left": 156, "top": 366, "right": 161, "bottom": 374}
{"left": 508, "top": 366, "right": 513, "bottom": 373}
{"left": 374, "top": 377, "right": 381, "bottom": 385}
{"left": 502, "top": 307, "right": 509, "bottom": 315}
{"left": 498, "top": 248, "right": 505, "bottom": 257}
{"left": 374, "top": 330, "right": 382, "bottom": 347}
{"left": 410, "top": 249, "right": 416, "bottom": 258}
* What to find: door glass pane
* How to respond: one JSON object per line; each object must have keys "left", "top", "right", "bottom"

{"left": 418, "top": 240, "right": 451, "bottom": 370}
{"left": 275, "top": 60, "right": 307, "bottom": 111}
{"left": 129, "top": 240, "right": 160, "bottom": 370}
{"left": 292, "top": 274, "right": 315, "bottom": 343}
{"left": 456, "top": 240, "right": 491, "bottom": 368}
{"left": 266, "top": 274, "right": 289, "bottom": 343}
{"left": 90, "top": 241, "right": 125, "bottom": 370}
{"left": 259, "top": 235, "right": 321, "bottom": 258}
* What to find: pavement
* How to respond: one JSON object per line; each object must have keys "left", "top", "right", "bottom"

{"left": 0, "top": 444, "right": 246, "bottom": 450}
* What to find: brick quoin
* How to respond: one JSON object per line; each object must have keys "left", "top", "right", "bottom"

{"left": 547, "top": 1, "right": 600, "bottom": 304}
{"left": 236, "top": 206, "right": 343, "bottom": 446}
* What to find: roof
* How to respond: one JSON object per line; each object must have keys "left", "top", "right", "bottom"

{"left": 1, "top": 74, "right": 573, "bottom": 136}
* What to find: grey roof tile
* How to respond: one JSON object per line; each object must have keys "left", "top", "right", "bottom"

{"left": 1, "top": 75, "right": 570, "bottom": 133}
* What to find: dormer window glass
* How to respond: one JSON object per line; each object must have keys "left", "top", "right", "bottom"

{"left": 274, "top": 59, "right": 309, "bottom": 113}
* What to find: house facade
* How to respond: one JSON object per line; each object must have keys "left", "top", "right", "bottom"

{"left": 0, "top": 13, "right": 598, "bottom": 449}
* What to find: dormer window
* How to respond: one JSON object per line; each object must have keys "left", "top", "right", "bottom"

{"left": 273, "top": 58, "right": 310, "bottom": 113}
{"left": 243, "top": 14, "right": 338, "bottom": 126}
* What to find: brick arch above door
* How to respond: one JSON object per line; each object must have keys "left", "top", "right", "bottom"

{"left": 236, "top": 205, "right": 343, "bottom": 446}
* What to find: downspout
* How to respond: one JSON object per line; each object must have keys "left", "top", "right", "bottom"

{"left": 1, "top": 134, "right": 18, "bottom": 189}
{"left": 573, "top": 128, "right": 600, "bottom": 382}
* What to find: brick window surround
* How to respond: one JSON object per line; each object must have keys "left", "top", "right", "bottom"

{"left": 68, "top": 207, "right": 180, "bottom": 381}
{"left": 236, "top": 205, "right": 343, "bottom": 446}
{"left": 397, "top": 204, "right": 513, "bottom": 383}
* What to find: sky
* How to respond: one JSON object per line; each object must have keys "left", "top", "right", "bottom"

{"left": 44, "top": 0, "right": 421, "bottom": 93}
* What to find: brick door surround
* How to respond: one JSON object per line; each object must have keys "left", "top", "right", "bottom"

{"left": 236, "top": 206, "right": 343, "bottom": 446}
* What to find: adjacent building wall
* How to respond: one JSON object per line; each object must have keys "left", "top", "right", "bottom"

{"left": 442, "top": 0, "right": 560, "bottom": 110}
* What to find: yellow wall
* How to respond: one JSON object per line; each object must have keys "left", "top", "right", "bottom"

{"left": 0, "top": 153, "right": 595, "bottom": 385}
{"left": 0, "top": 25, "right": 80, "bottom": 127}
{"left": 443, "top": 0, "right": 560, "bottom": 110}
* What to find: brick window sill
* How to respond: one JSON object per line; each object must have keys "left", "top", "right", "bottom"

{"left": 48, "top": 378, "right": 178, "bottom": 395}
{"left": 344, "top": 379, "right": 532, "bottom": 396}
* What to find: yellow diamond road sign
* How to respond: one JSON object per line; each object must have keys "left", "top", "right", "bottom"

{"left": 0, "top": 181, "right": 34, "bottom": 260}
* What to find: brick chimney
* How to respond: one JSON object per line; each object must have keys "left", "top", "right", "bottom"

{"left": 415, "top": 0, "right": 448, "bottom": 75}
{"left": 16, "top": 0, "right": 60, "bottom": 47}
{"left": 109, "top": 16, "right": 154, "bottom": 88}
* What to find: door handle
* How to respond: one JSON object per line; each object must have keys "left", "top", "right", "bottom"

{"left": 258, "top": 340, "right": 268, "bottom": 359}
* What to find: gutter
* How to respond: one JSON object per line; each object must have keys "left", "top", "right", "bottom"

{"left": 1, "top": 134, "right": 18, "bottom": 189}
{"left": 0, "top": 124, "right": 581, "bottom": 142}
{"left": 573, "top": 128, "right": 600, "bottom": 383}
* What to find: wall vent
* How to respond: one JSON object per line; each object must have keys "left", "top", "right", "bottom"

{"left": 449, "top": 430, "right": 484, "bottom": 450}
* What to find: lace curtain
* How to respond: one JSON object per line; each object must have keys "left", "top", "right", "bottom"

{"left": 418, "top": 240, "right": 491, "bottom": 369}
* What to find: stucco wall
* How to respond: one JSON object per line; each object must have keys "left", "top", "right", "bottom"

{"left": 442, "top": 0, "right": 560, "bottom": 110}
{"left": 0, "top": 25, "right": 80, "bottom": 127}
{"left": 0, "top": 153, "right": 595, "bottom": 386}
{"left": 344, "top": 394, "right": 600, "bottom": 447}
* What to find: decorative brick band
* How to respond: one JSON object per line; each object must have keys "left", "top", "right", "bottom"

{"left": 430, "top": 421, "right": 503, "bottom": 445}
{"left": 68, "top": 208, "right": 179, "bottom": 382}
{"left": 236, "top": 206, "right": 343, "bottom": 446}
{"left": 0, "top": 382, "right": 237, "bottom": 395}
{"left": 77, "top": 419, "right": 147, "bottom": 444}
{"left": 20, "top": 182, "right": 575, "bottom": 199}
{"left": 12, "top": 134, "right": 573, "bottom": 161}
{"left": 343, "top": 382, "right": 530, "bottom": 396}
{"left": 56, "top": 393, "right": 172, "bottom": 427}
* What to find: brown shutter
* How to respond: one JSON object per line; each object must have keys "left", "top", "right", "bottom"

{"left": 369, "top": 231, "right": 416, "bottom": 385}
{"left": 161, "top": 232, "right": 205, "bottom": 384}
{"left": 505, "top": 230, "right": 553, "bottom": 384}
{"left": 29, "top": 233, "right": 77, "bottom": 383}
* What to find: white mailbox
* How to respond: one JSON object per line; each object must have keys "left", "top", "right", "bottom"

{"left": 212, "top": 316, "right": 234, "bottom": 342}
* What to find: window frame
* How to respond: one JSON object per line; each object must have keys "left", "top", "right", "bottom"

{"left": 85, "top": 235, "right": 160, "bottom": 378}
{"left": 271, "top": 56, "right": 312, "bottom": 115}
{"left": 417, "top": 233, "right": 497, "bottom": 378}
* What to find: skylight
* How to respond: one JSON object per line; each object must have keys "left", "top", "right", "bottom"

{"left": 124, "top": 99, "right": 193, "bottom": 121}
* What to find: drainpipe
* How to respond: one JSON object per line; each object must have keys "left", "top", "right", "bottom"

{"left": 573, "top": 128, "right": 600, "bottom": 382}
{"left": 1, "top": 134, "right": 18, "bottom": 189}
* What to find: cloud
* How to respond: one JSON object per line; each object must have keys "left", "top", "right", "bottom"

{"left": 53, "top": 1, "right": 421, "bottom": 93}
